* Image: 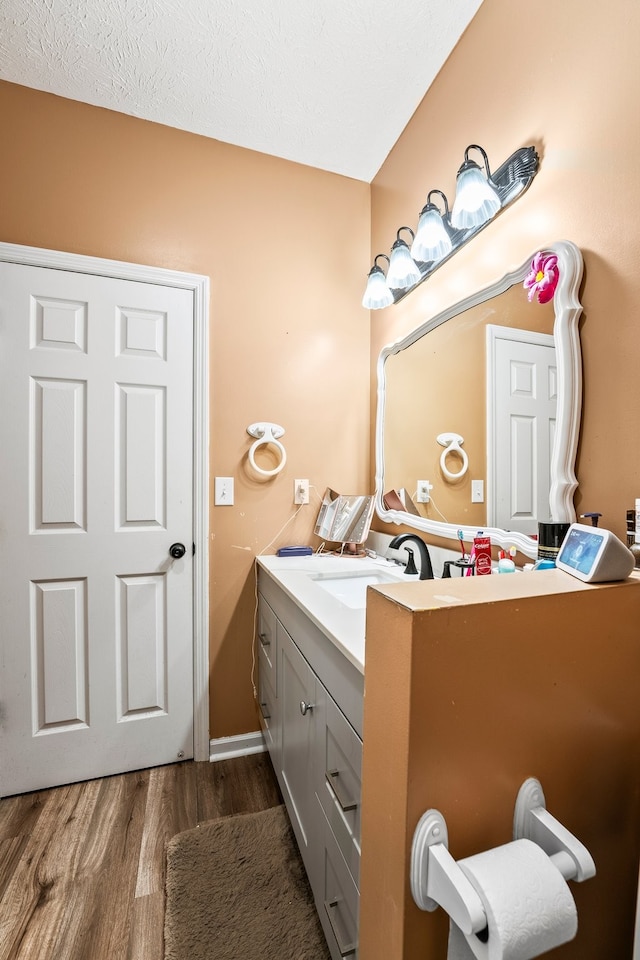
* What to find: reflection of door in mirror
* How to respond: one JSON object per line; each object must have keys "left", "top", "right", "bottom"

{"left": 383, "top": 283, "right": 555, "bottom": 529}
{"left": 487, "top": 325, "right": 556, "bottom": 535}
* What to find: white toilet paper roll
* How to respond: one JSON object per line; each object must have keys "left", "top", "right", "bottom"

{"left": 447, "top": 839, "right": 578, "bottom": 960}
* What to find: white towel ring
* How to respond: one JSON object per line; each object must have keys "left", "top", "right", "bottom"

{"left": 436, "top": 432, "right": 468, "bottom": 481}
{"left": 246, "top": 422, "right": 287, "bottom": 477}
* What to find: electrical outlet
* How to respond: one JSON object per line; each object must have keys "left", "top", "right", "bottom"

{"left": 416, "top": 480, "right": 432, "bottom": 503}
{"left": 214, "top": 476, "right": 234, "bottom": 505}
{"left": 471, "top": 480, "right": 484, "bottom": 503}
{"left": 294, "top": 479, "right": 310, "bottom": 504}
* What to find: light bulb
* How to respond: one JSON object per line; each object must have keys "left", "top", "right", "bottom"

{"left": 386, "top": 239, "right": 421, "bottom": 290}
{"left": 411, "top": 206, "right": 453, "bottom": 262}
{"left": 362, "top": 263, "right": 393, "bottom": 309}
{"left": 451, "top": 164, "right": 501, "bottom": 229}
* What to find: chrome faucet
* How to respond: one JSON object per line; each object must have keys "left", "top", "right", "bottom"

{"left": 388, "top": 534, "right": 434, "bottom": 580}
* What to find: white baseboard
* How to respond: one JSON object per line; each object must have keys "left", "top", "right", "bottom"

{"left": 209, "top": 730, "right": 266, "bottom": 763}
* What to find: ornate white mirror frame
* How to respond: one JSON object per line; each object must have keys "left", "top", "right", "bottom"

{"left": 374, "top": 239, "right": 584, "bottom": 559}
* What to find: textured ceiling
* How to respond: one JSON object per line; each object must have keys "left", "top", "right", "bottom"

{"left": 0, "top": 0, "right": 483, "bottom": 182}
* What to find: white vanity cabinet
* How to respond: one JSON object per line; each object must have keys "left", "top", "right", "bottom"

{"left": 256, "top": 566, "right": 364, "bottom": 960}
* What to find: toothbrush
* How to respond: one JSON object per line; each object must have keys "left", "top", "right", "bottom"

{"left": 457, "top": 529, "right": 465, "bottom": 560}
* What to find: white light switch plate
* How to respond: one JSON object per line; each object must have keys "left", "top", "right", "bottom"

{"left": 471, "top": 480, "right": 484, "bottom": 503}
{"left": 416, "top": 480, "right": 432, "bottom": 503}
{"left": 215, "top": 477, "right": 234, "bottom": 505}
{"left": 294, "top": 479, "right": 310, "bottom": 504}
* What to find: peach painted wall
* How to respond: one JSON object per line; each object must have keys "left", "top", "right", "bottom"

{"left": 0, "top": 80, "right": 371, "bottom": 739}
{"left": 370, "top": 0, "right": 640, "bottom": 544}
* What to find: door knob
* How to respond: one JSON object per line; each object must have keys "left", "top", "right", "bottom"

{"left": 169, "top": 542, "right": 186, "bottom": 559}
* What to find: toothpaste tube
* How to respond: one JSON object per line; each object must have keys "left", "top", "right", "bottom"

{"left": 473, "top": 532, "right": 492, "bottom": 576}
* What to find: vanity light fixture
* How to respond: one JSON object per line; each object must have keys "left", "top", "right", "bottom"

{"left": 411, "top": 190, "right": 453, "bottom": 263}
{"left": 450, "top": 144, "right": 501, "bottom": 229}
{"left": 363, "top": 143, "right": 539, "bottom": 309}
{"left": 386, "top": 227, "right": 421, "bottom": 290}
{"left": 362, "top": 253, "right": 393, "bottom": 309}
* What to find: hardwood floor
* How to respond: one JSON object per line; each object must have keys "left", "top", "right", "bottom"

{"left": 0, "top": 754, "right": 282, "bottom": 960}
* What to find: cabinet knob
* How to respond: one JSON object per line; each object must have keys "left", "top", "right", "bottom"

{"left": 299, "top": 700, "right": 315, "bottom": 716}
{"left": 259, "top": 632, "right": 271, "bottom": 647}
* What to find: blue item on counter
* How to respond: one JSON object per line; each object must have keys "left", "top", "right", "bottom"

{"left": 276, "top": 545, "right": 313, "bottom": 557}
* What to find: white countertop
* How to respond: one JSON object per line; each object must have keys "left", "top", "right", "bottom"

{"left": 257, "top": 553, "right": 640, "bottom": 676}
{"left": 256, "top": 553, "right": 416, "bottom": 672}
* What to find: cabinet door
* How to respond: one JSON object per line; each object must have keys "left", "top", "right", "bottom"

{"left": 279, "top": 623, "right": 317, "bottom": 876}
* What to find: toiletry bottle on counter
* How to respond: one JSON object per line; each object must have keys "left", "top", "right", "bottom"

{"left": 473, "top": 531, "right": 492, "bottom": 575}
{"left": 537, "top": 521, "right": 570, "bottom": 566}
{"left": 626, "top": 510, "right": 635, "bottom": 547}
{"left": 497, "top": 547, "right": 516, "bottom": 573}
{"left": 631, "top": 502, "right": 640, "bottom": 569}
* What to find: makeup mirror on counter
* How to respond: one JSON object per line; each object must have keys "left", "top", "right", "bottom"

{"left": 315, "top": 488, "right": 375, "bottom": 544}
{"left": 374, "top": 240, "right": 584, "bottom": 559}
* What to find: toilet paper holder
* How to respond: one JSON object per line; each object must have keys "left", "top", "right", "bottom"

{"left": 410, "top": 777, "right": 596, "bottom": 935}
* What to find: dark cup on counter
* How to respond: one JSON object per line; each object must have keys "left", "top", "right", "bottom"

{"left": 537, "top": 521, "right": 571, "bottom": 562}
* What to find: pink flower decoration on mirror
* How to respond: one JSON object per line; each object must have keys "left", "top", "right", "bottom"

{"left": 523, "top": 252, "right": 559, "bottom": 303}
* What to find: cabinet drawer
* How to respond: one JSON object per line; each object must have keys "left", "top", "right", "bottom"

{"left": 257, "top": 668, "right": 278, "bottom": 760}
{"left": 257, "top": 594, "right": 277, "bottom": 692}
{"left": 317, "top": 692, "right": 362, "bottom": 887}
{"left": 320, "top": 808, "right": 359, "bottom": 960}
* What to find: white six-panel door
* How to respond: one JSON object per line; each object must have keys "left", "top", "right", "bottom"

{"left": 0, "top": 260, "right": 197, "bottom": 796}
{"left": 487, "top": 325, "right": 557, "bottom": 535}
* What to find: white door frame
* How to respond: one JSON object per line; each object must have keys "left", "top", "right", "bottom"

{"left": 0, "top": 241, "right": 210, "bottom": 762}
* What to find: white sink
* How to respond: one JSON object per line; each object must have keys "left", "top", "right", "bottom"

{"left": 310, "top": 570, "right": 406, "bottom": 608}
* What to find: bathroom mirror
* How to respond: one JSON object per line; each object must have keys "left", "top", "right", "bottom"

{"left": 374, "top": 240, "right": 584, "bottom": 559}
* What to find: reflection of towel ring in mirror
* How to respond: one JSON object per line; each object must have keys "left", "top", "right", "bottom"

{"left": 436, "top": 432, "right": 468, "bottom": 481}
{"left": 246, "top": 422, "right": 287, "bottom": 477}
